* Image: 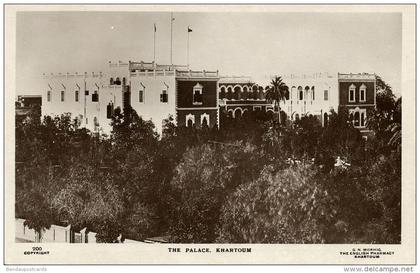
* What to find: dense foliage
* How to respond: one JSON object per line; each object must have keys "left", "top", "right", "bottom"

{"left": 16, "top": 77, "right": 401, "bottom": 243}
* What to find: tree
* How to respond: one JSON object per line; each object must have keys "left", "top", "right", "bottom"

{"left": 319, "top": 108, "right": 365, "bottom": 166}
{"left": 169, "top": 142, "right": 265, "bottom": 243}
{"left": 16, "top": 111, "right": 94, "bottom": 235}
{"left": 363, "top": 150, "right": 401, "bottom": 243}
{"left": 109, "top": 106, "right": 159, "bottom": 206}
{"left": 51, "top": 163, "right": 125, "bottom": 243}
{"left": 367, "top": 76, "right": 401, "bottom": 155}
{"left": 15, "top": 164, "right": 56, "bottom": 235}
{"left": 217, "top": 163, "right": 335, "bottom": 243}
{"left": 123, "top": 203, "right": 159, "bottom": 241}
{"left": 266, "top": 76, "right": 289, "bottom": 123}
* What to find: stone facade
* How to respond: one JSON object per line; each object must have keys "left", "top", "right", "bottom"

{"left": 176, "top": 77, "right": 219, "bottom": 128}
{"left": 42, "top": 61, "right": 219, "bottom": 135}
{"left": 338, "top": 73, "right": 376, "bottom": 134}
{"left": 42, "top": 71, "right": 123, "bottom": 135}
{"left": 41, "top": 60, "right": 376, "bottom": 136}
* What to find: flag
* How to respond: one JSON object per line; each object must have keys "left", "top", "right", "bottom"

{"left": 154, "top": 23, "right": 156, "bottom": 32}
{"left": 188, "top": 27, "right": 192, "bottom": 33}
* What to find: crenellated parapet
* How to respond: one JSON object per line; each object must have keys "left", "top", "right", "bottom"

{"left": 43, "top": 71, "right": 104, "bottom": 80}
{"left": 338, "top": 73, "right": 376, "bottom": 81}
{"left": 283, "top": 72, "right": 335, "bottom": 80}
{"left": 176, "top": 70, "right": 219, "bottom": 78}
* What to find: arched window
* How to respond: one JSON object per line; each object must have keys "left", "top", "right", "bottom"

{"left": 75, "top": 90, "right": 79, "bottom": 102}
{"left": 227, "top": 109, "right": 234, "bottom": 118}
{"left": 252, "top": 85, "right": 258, "bottom": 100}
{"left": 311, "top": 86, "right": 315, "bottom": 100}
{"left": 200, "top": 113, "right": 210, "bottom": 127}
{"left": 243, "top": 86, "right": 249, "bottom": 99}
{"left": 349, "top": 84, "right": 356, "bottom": 102}
{"left": 298, "top": 87, "right": 303, "bottom": 101}
{"left": 291, "top": 86, "right": 296, "bottom": 101}
{"left": 354, "top": 112, "right": 360, "bottom": 127}
{"left": 47, "top": 91, "right": 51, "bottom": 102}
{"left": 234, "top": 108, "right": 242, "bottom": 119}
{"left": 227, "top": 86, "right": 233, "bottom": 100}
{"left": 305, "top": 86, "right": 310, "bottom": 100}
{"left": 233, "top": 86, "right": 242, "bottom": 100}
{"left": 220, "top": 86, "right": 226, "bottom": 99}
{"left": 259, "top": 88, "right": 265, "bottom": 100}
{"left": 247, "top": 86, "right": 253, "bottom": 99}
{"left": 186, "top": 113, "right": 195, "bottom": 127}
{"left": 187, "top": 119, "right": 194, "bottom": 128}
{"left": 285, "top": 90, "right": 290, "bottom": 100}
{"left": 110, "top": 77, "right": 114, "bottom": 85}
{"left": 61, "top": 90, "right": 65, "bottom": 102}
{"left": 359, "top": 84, "right": 366, "bottom": 102}
{"left": 115, "top": 77, "right": 121, "bottom": 85}
{"left": 295, "top": 113, "right": 300, "bottom": 121}
{"left": 202, "top": 117, "right": 208, "bottom": 127}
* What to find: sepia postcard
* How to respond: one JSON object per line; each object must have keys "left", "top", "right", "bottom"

{"left": 4, "top": 4, "right": 416, "bottom": 265}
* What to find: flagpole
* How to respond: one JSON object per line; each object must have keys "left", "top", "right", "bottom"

{"left": 187, "top": 26, "right": 190, "bottom": 69}
{"left": 153, "top": 23, "right": 156, "bottom": 64}
{"left": 170, "top": 13, "right": 173, "bottom": 65}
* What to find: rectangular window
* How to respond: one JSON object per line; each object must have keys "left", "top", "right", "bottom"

{"left": 92, "top": 91, "right": 99, "bottom": 102}
{"left": 360, "top": 89, "right": 366, "bottom": 102}
{"left": 160, "top": 90, "right": 168, "bottom": 103}
{"left": 349, "top": 90, "right": 355, "bottom": 102}
{"left": 193, "top": 90, "right": 203, "bottom": 104}
{"left": 61, "top": 91, "right": 65, "bottom": 102}
{"left": 324, "top": 90, "right": 328, "bottom": 101}
{"left": 85, "top": 90, "right": 89, "bottom": 96}
{"left": 75, "top": 91, "right": 79, "bottom": 102}
{"left": 139, "top": 90, "right": 144, "bottom": 103}
{"left": 107, "top": 103, "right": 114, "bottom": 119}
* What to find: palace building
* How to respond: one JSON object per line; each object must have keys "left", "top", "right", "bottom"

{"left": 42, "top": 60, "right": 220, "bottom": 135}
{"left": 218, "top": 72, "right": 375, "bottom": 132}
{"left": 41, "top": 60, "right": 375, "bottom": 136}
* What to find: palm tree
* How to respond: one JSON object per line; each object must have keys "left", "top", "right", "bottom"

{"left": 387, "top": 122, "right": 401, "bottom": 149}
{"left": 266, "top": 76, "right": 289, "bottom": 123}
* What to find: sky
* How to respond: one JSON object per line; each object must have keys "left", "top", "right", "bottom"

{"left": 16, "top": 11, "right": 402, "bottom": 95}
